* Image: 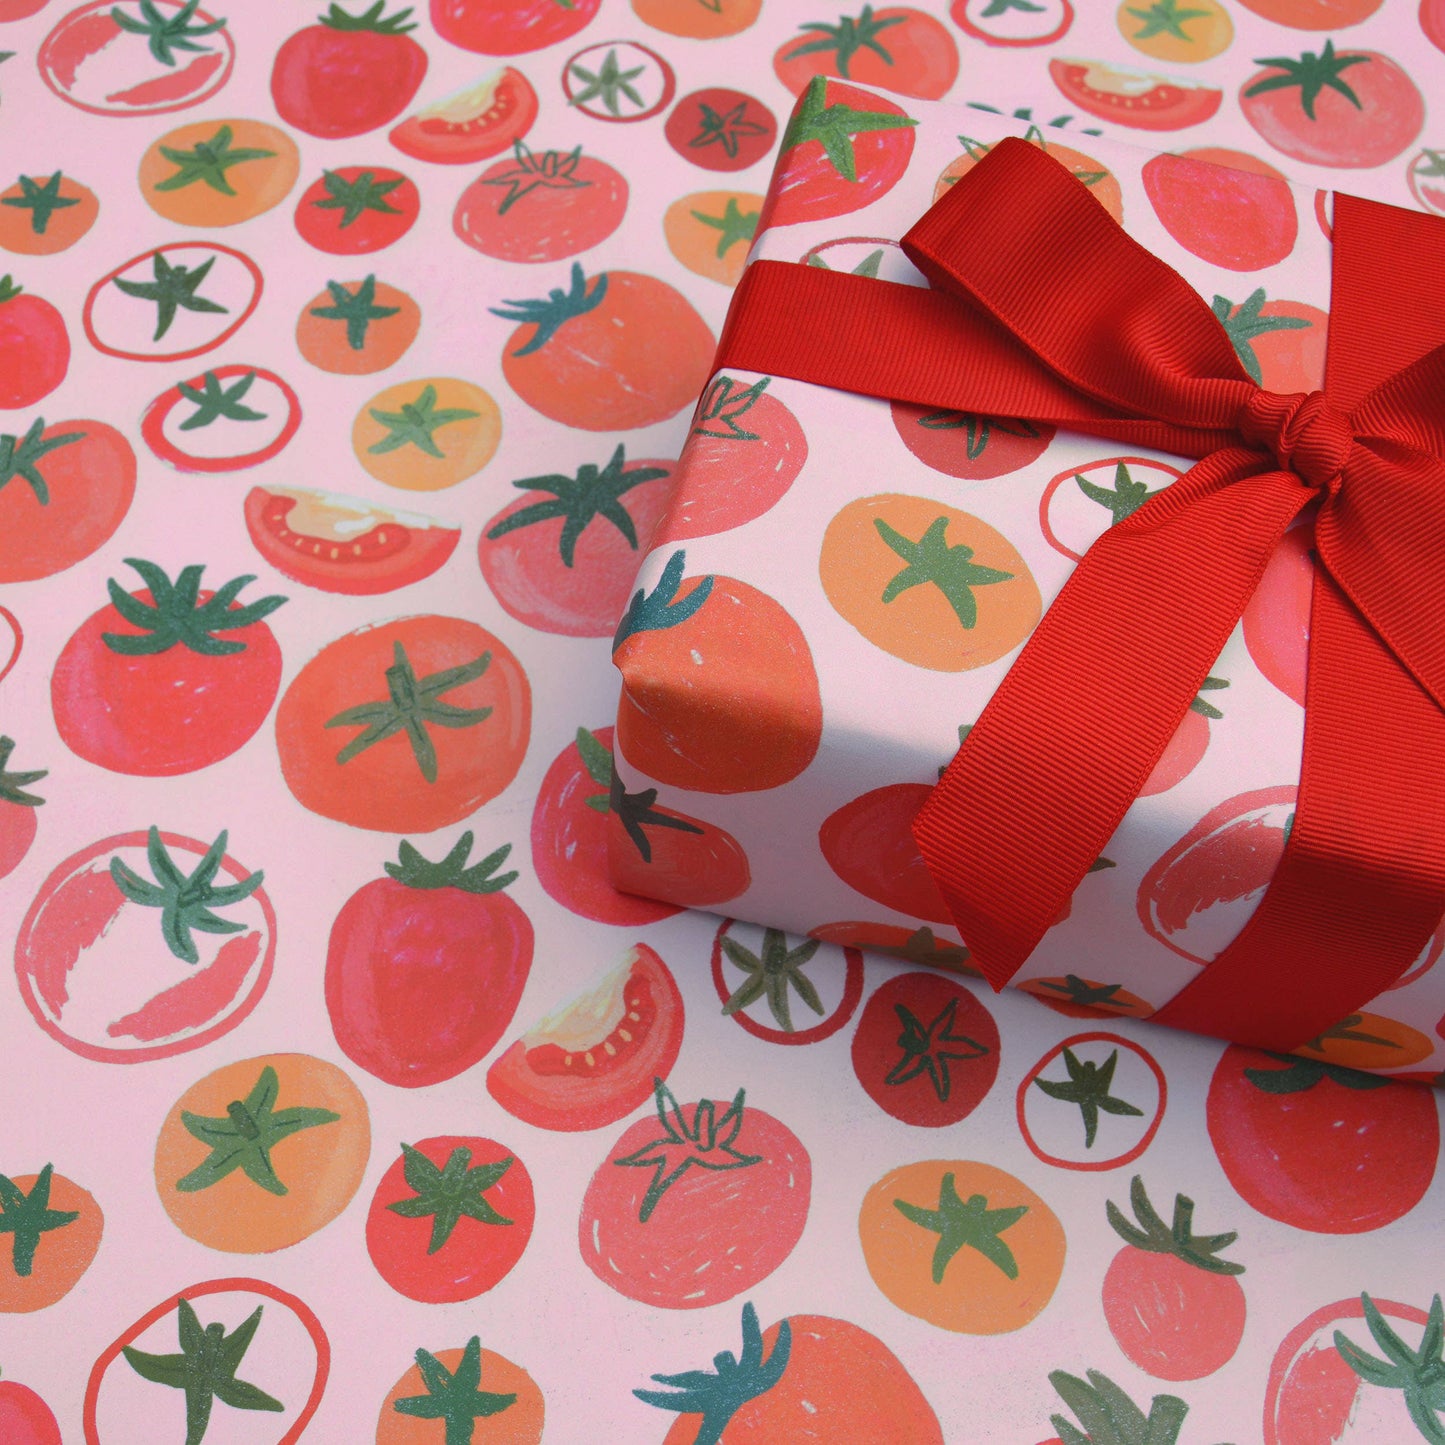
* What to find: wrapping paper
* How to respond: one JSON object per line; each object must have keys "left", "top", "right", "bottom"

{"left": 0, "top": 1, "right": 1443, "bottom": 1442}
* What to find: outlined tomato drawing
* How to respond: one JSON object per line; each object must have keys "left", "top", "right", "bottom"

{"left": 488, "top": 942, "right": 686, "bottom": 1131}
{"left": 295, "top": 273, "right": 420, "bottom": 374}
{"left": 1408, "top": 147, "right": 1445, "bottom": 217}
{"left": 390, "top": 67, "right": 538, "bottom": 164}
{"left": 561, "top": 39, "right": 675, "bottom": 122}
{"left": 432, "top": 0, "right": 601, "bottom": 53}
{"left": 1143, "top": 148, "right": 1297, "bottom": 271}
{"left": 271, "top": 1, "right": 427, "bottom": 140}
{"left": 0, "top": 737, "right": 45, "bottom": 882}
{"left": 138, "top": 119, "right": 300, "bottom": 228}
{"left": 1040, "top": 457, "right": 1181, "bottom": 563}
{"left": 850, "top": 970, "right": 999, "bottom": 1126}
{"left": 1049, "top": 57, "right": 1223, "bottom": 130}
{"left": 579, "top": 1077, "right": 810, "bottom": 1308}
{"left": 353, "top": 376, "right": 502, "bottom": 490}
{"left": 638, "top": 1301, "right": 944, "bottom": 1443}
{"left": 1018, "top": 1033, "right": 1167, "bottom": 1170}
{"left": 772, "top": 6, "right": 959, "bottom": 100}
{"left": 84, "top": 1277, "right": 329, "bottom": 1445}
{"left": 859, "top": 1159, "right": 1065, "bottom": 1333}
{"left": 711, "top": 918, "right": 864, "bottom": 1046}
{"left": 51, "top": 558, "right": 285, "bottom": 776}
{"left": 0, "top": 171, "right": 98, "bottom": 255}
{"left": 0, "top": 274, "right": 68, "bottom": 408}
{"left": 0, "top": 1162, "right": 103, "bottom": 1313}
{"left": 15, "top": 826, "right": 275, "bottom": 1063}
{"left": 39, "top": 0, "right": 235, "bottom": 118}
{"left": 141, "top": 365, "right": 301, "bottom": 472}
{"left": 665, "top": 86, "right": 777, "bottom": 171}
{"left": 244, "top": 484, "right": 460, "bottom": 594}
{"left": 325, "top": 833, "right": 534, "bottom": 1087}
{"left": 949, "top": 0, "right": 1073, "bottom": 47}
{"left": 294, "top": 165, "right": 420, "bottom": 254}
{"left": 275, "top": 613, "right": 531, "bottom": 832}
{"left": 376, "top": 1336, "right": 545, "bottom": 1445}
{"left": 154, "top": 1053, "right": 370, "bottom": 1253}
{"left": 84, "top": 242, "right": 261, "bottom": 363}
{"left": 366, "top": 1136, "right": 534, "bottom": 1303}
{"left": 0, "top": 416, "right": 135, "bottom": 581}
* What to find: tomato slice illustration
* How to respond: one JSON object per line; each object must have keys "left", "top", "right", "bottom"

{"left": 389, "top": 67, "right": 538, "bottom": 164}
{"left": 1049, "top": 57, "right": 1223, "bottom": 130}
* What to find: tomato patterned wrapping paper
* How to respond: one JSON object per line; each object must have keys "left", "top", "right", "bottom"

{"left": 609, "top": 77, "right": 1445, "bottom": 1077}
{"left": 3, "top": 2, "right": 1445, "bottom": 1444}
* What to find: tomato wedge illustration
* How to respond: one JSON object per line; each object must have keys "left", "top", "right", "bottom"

{"left": 141, "top": 364, "right": 300, "bottom": 472}
{"left": 390, "top": 67, "right": 538, "bottom": 164}
{"left": 1049, "top": 57, "right": 1222, "bottom": 130}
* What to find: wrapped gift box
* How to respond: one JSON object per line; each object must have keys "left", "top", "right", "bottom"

{"left": 610, "top": 76, "right": 1445, "bottom": 1077}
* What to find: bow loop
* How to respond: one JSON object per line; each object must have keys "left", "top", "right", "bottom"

{"left": 1238, "top": 390, "right": 1354, "bottom": 493}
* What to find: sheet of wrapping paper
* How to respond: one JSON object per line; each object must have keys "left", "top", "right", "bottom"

{"left": 0, "top": 1, "right": 1442, "bottom": 1441}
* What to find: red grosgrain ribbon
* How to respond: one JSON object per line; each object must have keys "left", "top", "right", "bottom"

{"left": 713, "top": 137, "right": 1445, "bottom": 1051}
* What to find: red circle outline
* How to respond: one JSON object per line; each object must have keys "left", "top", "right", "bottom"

{"left": 1038, "top": 454, "right": 1184, "bottom": 562}
{"left": 560, "top": 39, "right": 676, "bottom": 123}
{"left": 950, "top": 0, "right": 1074, "bottom": 47}
{"left": 141, "top": 364, "right": 302, "bottom": 473}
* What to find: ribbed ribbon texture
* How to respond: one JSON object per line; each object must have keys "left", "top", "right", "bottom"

{"left": 714, "top": 138, "right": 1445, "bottom": 1051}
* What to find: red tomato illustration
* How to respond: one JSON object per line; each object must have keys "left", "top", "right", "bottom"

{"left": 84, "top": 1277, "right": 329, "bottom": 1444}
{"left": 325, "top": 833, "right": 533, "bottom": 1087}
{"left": 0, "top": 1372, "right": 60, "bottom": 1445}
{"left": 1244, "top": 524, "right": 1312, "bottom": 706}
{"left": 579, "top": 1079, "right": 810, "bottom": 1308}
{"left": 1143, "top": 148, "right": 1297, "bottom": 272}
{"left": 764, "top": 78, "right": 916, "bottom": 226}
{"left": 1424, "top": 0, "right": 1445, "bottom": 52}
{"left": 1137, "top": 677, "right": 1228, "bottom": 797}
{"left": 820, "top": 782, "right": 951, "bottom": 924}
{"left": 244, "top": 485, "right": 458, "bottom": 596}
{"left": 488, "top": 942, "right": 685, "bottom": 1131}
{"left": 51, "top": 559, "right": 285, "bottom": 776}
{"left": 811, "top": 919, "right": 976, "bottom": 974}
{"left": 851, "top": 970, "right": 999, "bottom": 1126}
{"left": 561, "top": 40, "right": 674, "bottom": 123}
{"left": 891, "top": 400, "right": 1054, "bottom": 480}
{"left": 665, "top": 87, "right": 777, "bottom": 172}
{"left": 641, "top": 1303, "right": 944, "bottom": 1443}
{"left": 949, "top": 0, "right": 1073, "bottom": 47}
{"left": 431, "top": 0, "right": 600, "bottom": 52}
{"left": 479, "top": 446, "right": 674, "bottom": 637}
{"left": 530, "top": 725, "right": 681, "bottom": 926}
{"left": 0, "top": 738, "right": 45, "bottom": 882}
{"left": 0, "top": 0, "right": 51, "bottom": 16}
{"left": 1049, "top": 58, "right": 1222, "bottom": 130}
{"left": 493, "top": 264, "right": 714, "bottom": 431}
{"left": 1237, "top": 0, "right": 1383, "bottom": 27}
{"left": 773, "top": 6, "right": 957, "bottom": 99}
{"left": 0, "top": 418, "right": 134, "bottom": 582}
{"left": 365, "top": 1136, "right": 534, "bottom": 1302}
{"left": 140, "top": 365, "right": 301, "bottom": 473}
{"left": 1207, "top": 1046, "right": 1437, "bottom": 1233}
{"left": 39, "top": 0, "right": 234, "bottom": 117}
{"left": 653, "top": 375, "right": 808, "bottom": 543}
{"left": 293, "top": 166, "right": 420, "bottom": 254}
{"left": 0, "top": 277, "right": 68, "bottom": 409}
{"left": 14, "top": 827, "right": 275, "bottom": 1063}
{"left": 1213, "top": 291, "right": 1326, "bottom": 392}
{"left": 1239, "top": 45, "right": 1423, "bottom": 168}
{"left": 271, "top": 2, "right": 427, "bottom": 140}
{"left": 454, "top": 141, "right": 627, "bottom": 263}
{"left": 391, "top": 67, "right": 538, "bottom": 164}
{"left": 1102, "top": 1176, "right": 1247, "bottom": 1381}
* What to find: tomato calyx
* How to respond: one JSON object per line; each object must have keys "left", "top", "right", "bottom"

{"left": 2, "top": 172, "right": 80, "bottom": 236}
{"left": 309, "top": 274, "right": 401, "bottom": 351}
{"left": 613, "top": 549, "right": 713, "bottom": 648}
{"left": 0, "top": 273, "right": 24, "bottom": 304}
{"left": 608, "top": 768, "right": 703, "bottom": 862}
{"left": 1188, "top": 674, "right": 1228, "bottom": 718}
{"left": 490, "top": 261, "right": 607, "bottom": 356}
{"left": 721, "top": 928, "right": 826, "bottom": 1034}
{"left": 1106, "top": 1175, "right": 1244, "bottom": 1276}
{"left": 482, "top": 140, "right": 593, "bottom": 216}
{"left": 384, "top": 832, "right": 519, "bottom": 894}
{"left": 894, "top": 1171, "right": 1027, "bottom": 1284}
{"left": 1077, "top": 460, "right": 1154, "bottom": 525}
{"left": 566, "top": 46, "right": 648, "bottom": 119}
{"left": 687, "top": 100, "right": 772, "bottom": 161}
{"left": 366, "top": 383, "right": 481, "bottom": 459}
{"left": 783, "top": 6, "right": 907, "bottom": 80}
{"left": 153, "top": 125, "right": 277, "bottom": 196}
{"left": 1300, "top": 1012, "right": 1404, "bottom": 1059}
{"left": 781, "top": 75, "right": 917, "bottom": 182}
{"left": 1242, "top": 1051, "right": 1391, "bottom": 1093}
{"left": 101, "top": 558, "right": 286, "bottom": 659}
{"left": 1333, "top": 1292, "right": 1445, "bottom": 1435}
{"left": 576, "top": 726, "right": 613, "bottom": 811}
{"left": 613, "top": 1079, "right": 763, "bottom": 1223}
{"left": 1127, "top": 0, "right": 1213, "bottom": 42}
{"left": 385, "top": 1143, "right": 514, "bottom": 1253}
{"left": 1245, "top": 40, "right": 1369, "bottom": 122}
{"left": 1031, "top": 974, "right": 1137, "bottom": 1009}
{"left": 1033, "top": 1045, "right": 1145, "bottom": 1147}
{"left": 175, "top": 1063, "right": 340, "bottom": 1196}
{"left": 1048, "top": 1369, "right": 1188, "bottom": 1445}
{"left": 885, "top": 995, "right": 991, "bottom": 1100}
{"left": 876, "top": 514, "right": 1015, "bottom": 630}
{"left": 966, "top": 100, "right": 1102, "bottom": 138}
{"left": 311, "top": 168, "right": 406, "bottom": 228}
{"left": 325, "top": 640, "right": 494, "bottom": 783}
{"left": 122, "top": 1297, "right": 283, "bottom": 1435}
{"left": 171, "top": 369, "right": 266, "bottom": 430}
{"left": 1210, "top": 289, "right": 1312, "bottom": 386}
{"left": 691, "top": 374, "right": 772, "bottom": 441}
{"left": 394, "top": 1338, "right": 518, "bottom": 1431}
{"left": 875, "top": 925, "right": 973, "bottom": 969}
{"left": 111, "top": 826, "right": 263, "bottom": 965}
{"left": 0, "top": 1164, "right": 79, "bottom": 1277}
{"left": 0, "top": 736, "right": 46, "bottom": 808}
{"left": 112, "top": 252, "right": 228, "bottom": 342}
{"left": 918, "top": 407, "right": 1045, "bottom": 459}
{"left": 317, "top": 0, "right": 419, "bottom": 33}
{"left": 0, "top": 417, "right": 85, "bottom": 505}
{"left": 635, "top": 1301, "right": 791, "bottom": 1443}
{"left": 111, "top": 0, "right": 228, "bottom": 68}
{"left": 692, "top": 196, "right": 760, "bottom": 259}
{"left": 487, "top": 444, "right": 669, "bottom": 567}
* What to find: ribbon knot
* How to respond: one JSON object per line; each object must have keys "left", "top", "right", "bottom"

{"left": 1238, "top": 389, "right": 1354, "bottom": 492}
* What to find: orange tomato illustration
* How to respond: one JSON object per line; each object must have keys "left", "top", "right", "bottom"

{"left": 632, "top": 0, "right": 762, "bottom": 38}
{"left": 376, "top": 1337, "right": 544, "bottom": 1444}
{"left": 934, "top": 131, "right": 1123, "bottom": 221}
{"left": 663, "top": 190, "right": 762, "bottom": 286}
{"left": 296, "top": 274, "right": 420, "bottom": 374}
{"left": 138, "top": 119, "right": 300, "bottom": 227}
{"left": 0, "top": 172, "right": 98, "bottom": 255}
{"left": 0, "top": 1165, "right": 102, "bottom": 1313}
{"left": 352, "top": 377, "right": 502, "bottom": 490}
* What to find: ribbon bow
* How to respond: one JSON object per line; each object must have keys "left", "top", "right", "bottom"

{"left": 716, "top": 137, "right": 1445, "bottom": 1051}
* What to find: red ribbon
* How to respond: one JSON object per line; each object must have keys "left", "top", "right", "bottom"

{"left": 714, "top": 137, "right": 1445, "bottom": 1052}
